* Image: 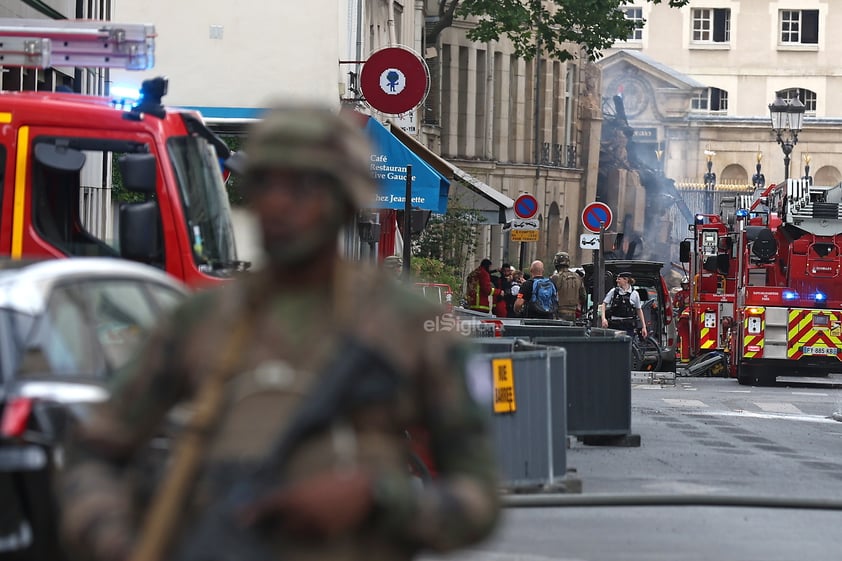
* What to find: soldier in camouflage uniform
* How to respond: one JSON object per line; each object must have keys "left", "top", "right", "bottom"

{"left": 551, "top": 252, "right": 587, "bottom": 322}
{"left": 58, "top": 105, "right": 500, "bottom": 561}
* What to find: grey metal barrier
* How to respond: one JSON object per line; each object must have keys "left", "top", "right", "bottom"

{"left": 532, "top": 335, "right": 631, "bottom": 438}
{"left": 468, "top": 337, "right": 519, "bottom": 354}
{"left": 467, "top": 348, "right": 567, "bottom": 490}
{"left": 500, "top": 323, "right": 588, "bottom": 339}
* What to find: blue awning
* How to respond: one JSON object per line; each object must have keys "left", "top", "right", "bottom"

{"left": 364, "top": 117, "right": 449, "bottom": 214}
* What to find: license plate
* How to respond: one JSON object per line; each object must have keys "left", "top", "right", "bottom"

{"left": 802, "top": 346, "right": 838, "bottom": 356}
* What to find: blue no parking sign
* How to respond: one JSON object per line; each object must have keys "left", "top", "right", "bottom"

{"left": 581, "top": 202, "right": 613, "bottom": 233}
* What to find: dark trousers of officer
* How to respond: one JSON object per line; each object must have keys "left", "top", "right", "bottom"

{"left": 607, "top": 317, "right": 637, "bottom": 337}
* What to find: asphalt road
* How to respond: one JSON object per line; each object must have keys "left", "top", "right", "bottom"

{"left": 423, "top": 376, "right": 842, "bottom": 561}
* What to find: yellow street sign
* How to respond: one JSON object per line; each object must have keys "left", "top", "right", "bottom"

{"left": 511, "top": 229, "right": 539, "bottom": 242}
{"left": 492, "top": 358, "right": 516, "bottom": 413}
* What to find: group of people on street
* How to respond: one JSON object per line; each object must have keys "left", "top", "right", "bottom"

{"left": 463, "top": 259, "right": 528, "bottom": 317}
{"left": 465, "top": 252, "right": 587, "bottom": 321}
{"left": 464, "top": 253, "right": 649, "bottom": 337}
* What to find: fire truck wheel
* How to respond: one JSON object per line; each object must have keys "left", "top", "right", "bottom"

{"left": 737, "top": 363, "right": 775, "bottom": 386}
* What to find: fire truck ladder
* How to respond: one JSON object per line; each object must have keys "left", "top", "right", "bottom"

{"left": 0, "top": 18, "right": 155, "bottom": 70}
{"left": 785, "top": 178, "right": 842, "bottom": 236}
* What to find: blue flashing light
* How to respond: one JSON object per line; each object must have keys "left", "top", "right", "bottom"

{"left": 695, "top": 214, "right": 705, "bottom": 225}
{"left": 815, "top": 292, "right": 827, "bottom": 302}
{"left": 783, "top": 290, "right": 799, "bottom": 301}
{"left": 735, "top": 208, "right": 749, "bottom": 218}
{"left": 110, "top": 85, "right": 141, "bottom": 102}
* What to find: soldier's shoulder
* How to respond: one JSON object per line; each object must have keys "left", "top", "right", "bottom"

{"left": 349, "top": 264, "right": 447, "bottom": 318}
{"left": 168, "top": 276, "right": 249, "bottom": 327}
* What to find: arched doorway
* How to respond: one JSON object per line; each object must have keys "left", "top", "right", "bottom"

{"left": 720, "top": 164, "right": 748, "bottom": 188}
{"left": 814, "top": 165, "right": 841, "bottom": 186}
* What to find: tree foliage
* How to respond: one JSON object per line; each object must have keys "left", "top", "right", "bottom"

{"left": 219, "top": 135, "right": 246, "bottom": 206}
{"left": 411, "top": 256, "right": 465, "bottom": 301}
{"left": 428, "top": 0, "right": 688, "bottom": 61}
{"left": 414, "top": 206, "right": 485, "bottom": 299}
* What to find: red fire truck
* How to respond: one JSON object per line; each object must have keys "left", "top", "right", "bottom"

{"left": 675, "top": 207, "right": 739, "bottom": 378}
{"left": 678, "top": 178, "right": 842, "bottom": 385}
{"left": 0, "top": 19, "right": 245, "bottom": 288}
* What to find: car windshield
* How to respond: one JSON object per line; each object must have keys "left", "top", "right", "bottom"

{"left": 167, "top": 135, "right": 238, "bottom": 275}
{"left": 0, "top": 279, "right": 185, "bottom": 380}
{"left": 0, "top": 309, "right": 38, "bottom": 380}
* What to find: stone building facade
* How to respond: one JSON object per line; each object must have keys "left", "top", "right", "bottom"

{"left": 427, "top": 14, "right": 602, "bottom": 270}
{"left": 602, "top": 0, "right": 842, "bottom": 196}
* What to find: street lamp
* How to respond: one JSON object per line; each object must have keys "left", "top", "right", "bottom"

{"left": 703, "top": 148, "right": 716, "bottom": 214}
{"left": 768, "top": 94, "right": 805, "bottom": 181}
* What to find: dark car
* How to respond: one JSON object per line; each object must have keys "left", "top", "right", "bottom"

{"left": 584, "top": 260, "right": 677, "bottom": 372}
{"left": 0, "top": 258, "right": 188, "bottom": 560}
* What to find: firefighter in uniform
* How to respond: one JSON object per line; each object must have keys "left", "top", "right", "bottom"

{"left": 465, "top": 259, "right": 503, "bottom": 314}
{"left": 672, "top": 276, "right": 691, "bottom": 316}
{"left": 58, "top": 105, "right": 500, "bottom": 561}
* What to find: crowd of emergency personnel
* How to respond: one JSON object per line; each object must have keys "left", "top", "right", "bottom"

{"left": 463, "top": 251, "right": 657, "bottom": 339}
{"left": 464, "top": 252, "right": 590, "bottom": 321}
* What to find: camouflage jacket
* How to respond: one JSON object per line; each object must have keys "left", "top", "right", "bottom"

{"left": 58, "top": 264, "right": 500, "bottom": 561}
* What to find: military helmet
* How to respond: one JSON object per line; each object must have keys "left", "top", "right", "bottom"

{"left": 242, "top": 104, "right": 375, "bottom": 209}
{"left": 383, "top": 255, "right": 402, "bottom": 269}
{"left": 554, "top": 251, "right": 571, "bottom": 268}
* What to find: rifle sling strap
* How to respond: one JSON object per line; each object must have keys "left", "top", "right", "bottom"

{"left": 129, "top": 311, "right": 254, "bottom": 561}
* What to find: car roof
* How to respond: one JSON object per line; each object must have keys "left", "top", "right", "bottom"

{"left": 601, "top": 260, "right": 664, "bottom": 271}
{"left": 584, "top": 260, "right": 665, "bottom": 276}
{"left": 0, "top": 258, "right": 189, "bottom": 315}
{"left": 583, "top": 260, "right": 667, "bottom": 290}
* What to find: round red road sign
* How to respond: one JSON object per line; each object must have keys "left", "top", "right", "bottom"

{"left": 514, "top": 194, "right": 539, "bottom": 219}
{"left": 581, "top": 202, "right": 613, "bottom": 233}
{"left": 360, "top": 46, "right": 430, "bottom": 115}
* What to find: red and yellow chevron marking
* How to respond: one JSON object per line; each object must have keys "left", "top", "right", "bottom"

{"left": 699, "top": 325, "right": 717, "bottom": 349}
{"left": 743, "top": 308, "right": 765, "bottom": 358}
{"left": 743, "top": 333, "right": 764, "bottom": 358}
{"left": 787, "top": 309, "right": 842, "bottom": 360}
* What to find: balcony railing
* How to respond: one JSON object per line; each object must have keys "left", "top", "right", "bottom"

{"left": 540, "top": 142, "right": 577, "bottom": 168}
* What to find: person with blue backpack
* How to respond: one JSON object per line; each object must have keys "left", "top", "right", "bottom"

{"left": 513, "top": 260, "right": 558, "bottom": 319}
